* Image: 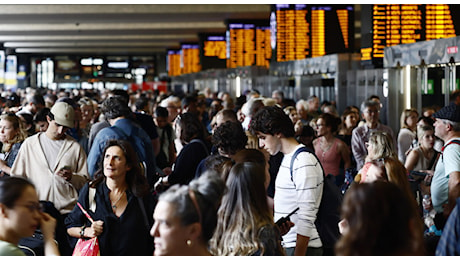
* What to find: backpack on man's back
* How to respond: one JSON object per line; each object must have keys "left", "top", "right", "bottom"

{"left": 290, "top": 146, "right": 343, "bottom": 254}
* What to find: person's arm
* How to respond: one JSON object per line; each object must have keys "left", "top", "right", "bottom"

{"left": 446, "top": 171, "right": 460, "bottom": 218}
{"left": 294, "top": 234, "right": 310, "bottom": 256}
{"left": 0, "top": 160, "right": 11, "bottom": 175}
{"left": 351, "top": 129, "right": 365, "bottom": 170}
{"left": 151, "top": 137, "right": 160, "bottom": 156}
{"left": 404, "top": 149, "right": 419, "bottom": 173}
{"left": 40, "top": 212, "right": 60, "bottom": 256}
{"left": 67, "top": 220, "right": 104, "bottom": 239}
{"left": 338, "top": 140, "right": 351, "bottom": 170}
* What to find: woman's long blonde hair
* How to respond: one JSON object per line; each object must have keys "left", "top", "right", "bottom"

{"left": 210, "top": 162, "right": 280, "bottom": 256}
{"left": 0, "top": 113, "right": 28, "bottom": 153}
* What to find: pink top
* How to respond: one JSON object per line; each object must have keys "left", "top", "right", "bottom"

{"left": 314, "top": 138, "right": 341, "bottom": 176}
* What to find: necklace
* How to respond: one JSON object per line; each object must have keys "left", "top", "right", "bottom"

{"left": 320, "top": 138, "right": 334, "bottom": 158}
{"left": 111, "top": 191, "right": 125, "bottom": 210}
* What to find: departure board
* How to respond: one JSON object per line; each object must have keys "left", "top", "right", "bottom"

{"left": 181, "top": 44, "right": 201, "bottom": 75}
{"left": 361, "top": 4, "right": 460, "bottom": 67}
{"left": 199, "top": 34, "right": 227, "bottom": 70}
{"left": 273, "top": 4, "right": 354, "bottom": 62}
{"left": 226, "top": 20, "right": 271, "bottom": 69}
{"left": 167, "top": 50, "right": 181, "bottom": 77}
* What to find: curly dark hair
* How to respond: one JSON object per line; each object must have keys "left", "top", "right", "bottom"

{"left": 249, "top": 106, "right": 295, "bottom": 137}
{"left": 212, "top": 121, "right": 248, "bottom": 156}
{"left": 101, "top": 95, "right": 133, "bottom": 120}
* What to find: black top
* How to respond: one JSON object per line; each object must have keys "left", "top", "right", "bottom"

{"left": 133, "top": 112, "right": 159, "bottom": 140}
{"left": 65, "top": 181, "right": 155, "bottom": 256}
{"left": 168, "top": 139, "right": 209, "bottom": 186}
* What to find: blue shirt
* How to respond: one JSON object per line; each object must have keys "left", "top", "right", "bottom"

{"left": 436, "top": 198, "right": 460, "bottom": 256}
{"left": 87, "top": 118, "right": 156, "bottom": 186}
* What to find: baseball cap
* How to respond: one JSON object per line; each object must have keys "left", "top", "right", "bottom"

{"left": 433, "top": 103, "right": 460, "bottom": 123}
{"left": 50, "top": 102, "right": 75, "bottom": 128}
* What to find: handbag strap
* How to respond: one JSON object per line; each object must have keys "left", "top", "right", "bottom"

{"left": 89, "top": 187, "right": 96, "bottom": 212}
{"left": 77, "top": 202, "right": 94, "bottom": 223}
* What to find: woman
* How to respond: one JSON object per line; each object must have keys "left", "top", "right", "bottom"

{"left": 417, "top": 116, "right": 444, "bottom": 152}
{"left": 357, "top": 131, "right": 397, "bottom": 183}
{"left": 0, "top": 177, "right": 59, "bottom": 256}
{"left": 0, "top": 113, "right": 28, "bottom": 178}
{"left": 77, "top": 97, "right": 95, "bottom": 154}
{"left": 232, "top": 149, "right": 274, "bottom": 213}
{"left": 159, "top": 112, "right": 209, "bottom": 187}
{"left": 151, "top": 171, "right": 225, "bottom": 256}
{"left": 284, "top": 106, "right": 303, "bottom": 137}
{"left": 405, "top": 125, "right": 439, "bottom": 174}
{"left": 337, "top": 108, "right": 360, "bottom": 148}
{"left": 363, "top": 157, "right": 414, "bottom": 202}
{"left": 65, "top": 139, "right": 154, "bottom": 255}
{"left": 313, "top": 113, "right": 351, "bottom": 185}
{"left": 335, "top": 182, "right": 424, "bottom": 256}
{"left": 210, "top": 162, "right": 284, "bottom": 256}
{"left": 33, "top": 107, "right": 50, "bottom": 133}
{"left": 398, "top": 108, "right": 419, "bottom": 163}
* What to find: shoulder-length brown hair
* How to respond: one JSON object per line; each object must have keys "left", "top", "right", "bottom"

{"left": 92, "top": 139, "right": 149, "bottom": 197}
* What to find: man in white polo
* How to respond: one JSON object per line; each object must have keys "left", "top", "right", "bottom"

{"left": 11, "top": 101, "right": 89, "bottom": 215}
{"left": 431, "top": 103, "right": 460, "bottom": 229}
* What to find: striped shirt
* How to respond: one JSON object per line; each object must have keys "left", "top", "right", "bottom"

{"left": 274, "top": 144, "right": 324, "bottom": 248}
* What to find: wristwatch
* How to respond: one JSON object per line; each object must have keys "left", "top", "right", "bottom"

{"left": 80, "top": 225, "right": 86, "bottom": 238}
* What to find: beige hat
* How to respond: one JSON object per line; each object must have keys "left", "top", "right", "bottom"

{"left": 50, "top": 102, "right": 75, "bottom": 128}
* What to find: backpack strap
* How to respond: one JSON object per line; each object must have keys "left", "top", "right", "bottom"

{"left": 289, "top": 146, "right": 325, "bottom": 183}
{"left": 441, "top": 139, "right": 460, "bottom": 160}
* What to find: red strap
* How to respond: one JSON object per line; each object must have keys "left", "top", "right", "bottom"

{"left": 77, "top": 202, "right": 94, "bottom": 223}
{"left": 441, "top": 139, "right": 460, "bottom": 152}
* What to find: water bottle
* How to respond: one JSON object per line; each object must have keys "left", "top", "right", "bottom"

{"left": 422, "top": 194, "right": 432, "bottom": 216}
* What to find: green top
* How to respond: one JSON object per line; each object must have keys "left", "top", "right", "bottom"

{"left": 0, "top": 240, "right": 26, "bottom": 256}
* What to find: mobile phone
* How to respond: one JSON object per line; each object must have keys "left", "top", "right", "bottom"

{"left": 275, "top": 207, "right": 299, "bottom": 227}
{"left": 60, "top": 166, "right": 71, "bottom": 171}
{"left": 156, "top": 166, "right": 167, "bottom": 177}
{"left": 410, "top": 170, "right": 427, "bottom": 177}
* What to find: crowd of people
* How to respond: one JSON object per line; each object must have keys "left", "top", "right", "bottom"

{"left": 0, "top": 86, "right": 459, "bottom": 256}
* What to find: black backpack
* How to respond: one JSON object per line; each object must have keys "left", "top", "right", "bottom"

{"left": 290, "top": 146, "right": 343, "bottom": 251}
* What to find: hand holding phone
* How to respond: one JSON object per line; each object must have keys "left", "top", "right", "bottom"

{"left": 275, "top": 207, "right": 299, "bottom": 227}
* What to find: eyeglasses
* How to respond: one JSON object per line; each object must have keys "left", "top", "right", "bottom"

{"left": 16, "top": 202, "right": 44, "bottom": 213}
{"left": 364, "top": 109, "right": 380, "bottom": 114}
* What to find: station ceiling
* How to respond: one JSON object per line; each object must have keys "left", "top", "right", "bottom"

{"left": 0, "top": 4, "right": 271, "bottom": 57}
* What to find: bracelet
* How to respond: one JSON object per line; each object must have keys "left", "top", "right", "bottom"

{"left": 79, "top": 225, "right": 86, "bottom": 238}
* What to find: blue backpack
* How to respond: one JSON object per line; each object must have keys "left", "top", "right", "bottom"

{"left": 290, "top": 146, "right": 343, "bottom": 250}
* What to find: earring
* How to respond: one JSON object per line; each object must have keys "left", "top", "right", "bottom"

{"left": 186, "top": 239, "right": 192, "bottom": 247}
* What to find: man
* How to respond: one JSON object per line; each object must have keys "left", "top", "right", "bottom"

{"left": 87, "top": 96, "right": 157, "bottom": 188}
{"left": 159, "top": 95, "right": 181, "bottom": 123}
{"left": 241, "top": 97, "right": 264, "bottom": 131}
{"left": 18, "top": 93, "right": 45, "bottom": 116}
{"left": 306, "top": 95, "right": 321, "bottom": 122}
{"left": 351, "top": 99, "right": 395, "bottom": 170}
{"left": 88, "top": 90, "right": 160, "bottom": 156}
{"left": 431, "top": 103, "right": 460, "bottom": 225}
{"left": 11, "top": 102, "right": 89, "bottom": 214}
{"left": 250, "top": 106, "right": 324, "bottom": 256}
{"left": 272, "top": 90, "right": 285, "bottom": 107}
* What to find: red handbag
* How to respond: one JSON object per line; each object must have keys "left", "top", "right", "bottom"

{"left": 72, "top": 202, "right": 100, "bottom": 256}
